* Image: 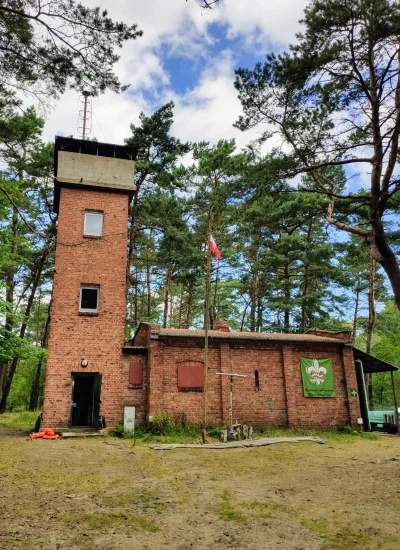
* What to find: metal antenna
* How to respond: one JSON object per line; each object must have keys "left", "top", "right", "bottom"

{"left": 78, "top": 91, "right": 92, "bottom": 140}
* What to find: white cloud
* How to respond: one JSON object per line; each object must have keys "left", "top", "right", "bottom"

{"left": 169, "top": 50, "right": 260, "bottom": 149}
{"left": 211, "top": 0, "right": 309, "bottom": 47}
{"left": 41, "top": 0, "right": 307, "bottom": 149}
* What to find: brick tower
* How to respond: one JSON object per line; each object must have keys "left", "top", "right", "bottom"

{"left": 42, "top": 137, "right": 137, "bottom": 429}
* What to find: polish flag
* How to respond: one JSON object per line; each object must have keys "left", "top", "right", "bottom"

{"left": 209, "top": 235, "right": 221, "bottom": 259}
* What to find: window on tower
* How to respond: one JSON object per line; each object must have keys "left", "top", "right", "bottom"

{"left": 84, "top": 211, "right": 103, "bottom": 237}
{"left": 80, "top": 285, "right": 100, "bottom": 313}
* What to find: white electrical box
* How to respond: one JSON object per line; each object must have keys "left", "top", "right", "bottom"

{"left": 124, "top": 407, "right": 135, "bottom": 433}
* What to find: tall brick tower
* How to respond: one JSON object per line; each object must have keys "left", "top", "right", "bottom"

{"left": 43, "top": 137, "right": 137, "bottom": 429}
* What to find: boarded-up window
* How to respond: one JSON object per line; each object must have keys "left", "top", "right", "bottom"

{"left": 129, "top": 362, "right": 143, "bottom": 387}
{"left": 177, "top": 361, "right": 204, "bottom": 392}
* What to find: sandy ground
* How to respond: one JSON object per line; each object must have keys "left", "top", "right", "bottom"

{"left": 1, "top": 428, "right": 400, "bottom": 550}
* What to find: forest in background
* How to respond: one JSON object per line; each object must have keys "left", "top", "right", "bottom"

{"left": 1, "top": 0, "right": 400, "bottom": 415}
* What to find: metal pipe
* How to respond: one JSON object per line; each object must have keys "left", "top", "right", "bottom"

{"left": 355, "top": 359, "right": 371, "bottom": 432}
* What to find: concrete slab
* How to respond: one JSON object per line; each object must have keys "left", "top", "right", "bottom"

{"left": 148, "top": 436, "right": 326, "bottom": 450}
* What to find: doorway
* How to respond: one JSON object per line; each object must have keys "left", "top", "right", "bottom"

{"left": 71, "top": 373, "right": 101, "bottom": 428}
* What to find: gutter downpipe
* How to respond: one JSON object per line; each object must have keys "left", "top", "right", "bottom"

{"left": 355, "top": 359, "right": 371, "bottom": 432}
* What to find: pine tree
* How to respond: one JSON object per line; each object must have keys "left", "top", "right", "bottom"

{"left": 234, "top": 0, "right": 400, "bottom": 309}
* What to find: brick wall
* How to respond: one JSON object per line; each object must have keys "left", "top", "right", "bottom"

{"left": 145, "top": 337, "right": 361, "bottom": 429}
{"left": 43, "top": 187, "right": 130, "bottom": 428}
{"left": 282, "top": 343, "right": 359, "bottom": 428}
{"left": 42, "top": 184, "right": 361, "bottom": 431}
{"left": 120, "top": 353, "right": 148, "bottom": 425}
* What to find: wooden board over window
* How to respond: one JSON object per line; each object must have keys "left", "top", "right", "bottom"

{"left": 129, "top": 362, "right": 143, "bottom": 387}
{"left": 177, "top": 361, "right": 204, "bottom": 392}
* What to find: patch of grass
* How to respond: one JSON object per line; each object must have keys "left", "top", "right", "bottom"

{"left": 219, "top": 490, "right": 246, "bottom": 523}
{"left": 301, "top": 519, "right": 374, "bottom": 550}
{"left": 0, "top": 459, "right": 17, "bottom": 475}
{"left": 254, "top": 425, "right": 381, "bottom": 443}
{"left": 10, "top": 537, "right": 37, "bottom": 549}
{"left": 360, "top": 432, "right": 379, "bottom": 440}
{"left": 246, "top": 500, "right": 295, "bottom": 519}
{"left": 62, "top": 511, "right": 160, "bottom": 532}
{"left": 25, "top": 468, "right": 102, "bottom": 495}
{"left": 109, "top": 422, "right": 218, "bottom": 444}
{"left": 106, "top": 490, "right": 169, "bottom": 514}
{"left": 0, "top": 411, "right": 39, "bottom": 432}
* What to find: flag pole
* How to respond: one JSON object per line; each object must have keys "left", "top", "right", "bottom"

{"left": 202, "top": 218, "right": 213, "bottom": 443}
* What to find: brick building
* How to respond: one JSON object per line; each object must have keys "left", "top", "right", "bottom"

{"left": 44, "top": 136, "right": 392, "bottom": 432}
{"left": 123, "top": 323, "right": 362, "bottom": 429}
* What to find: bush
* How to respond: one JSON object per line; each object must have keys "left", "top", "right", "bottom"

{"left": 147, "top": 412, "right": 176, "bottom": 435}
{"left": 108, "top": 424, "right": 126, "bottom": 438}
{"left": 337, "top": 424, "right": 359, "bottom": 436}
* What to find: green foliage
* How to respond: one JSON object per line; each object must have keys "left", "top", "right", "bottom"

{"left": 8, "top": 351, "right": 47, "bottom": 411}
{"left": 0, "top": 106, "right": 54, "bottom": 412}
{"left": 234, "top": 0, "right": 400, "bottom": 308}
{"left": 0, "top": 1, "right": 142, "bottom": 103}
{"left": 0, "top": 411, "right": 39, "bottom": 432}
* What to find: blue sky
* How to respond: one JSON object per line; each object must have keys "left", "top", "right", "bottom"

{"left": 43, "top": 0, "right": 309, "bottom": 151}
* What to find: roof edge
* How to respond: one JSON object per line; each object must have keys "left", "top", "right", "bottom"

{"left": 152, "top": 333, "right": 352, "bottom": 345}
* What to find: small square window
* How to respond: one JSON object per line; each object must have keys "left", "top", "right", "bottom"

{"left": 80, "top": 285, "right": 99, "bottom": 313}
{"left": 84, "top": 211, "right": 103, "bottom": 237}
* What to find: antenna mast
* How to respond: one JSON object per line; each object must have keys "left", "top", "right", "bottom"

{"left": 78, "top": 91, "right": 92, "bottom": 140}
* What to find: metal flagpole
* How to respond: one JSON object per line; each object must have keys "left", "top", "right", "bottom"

{"left": 202, "top": 217, "right": 212, "bottom": 444}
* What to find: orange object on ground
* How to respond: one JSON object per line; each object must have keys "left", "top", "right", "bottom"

{"left": 30, "top": 427, "right": 59, "bottom": 439}
{"left": 30, "top": 432, "right": 44, "bottom": 439}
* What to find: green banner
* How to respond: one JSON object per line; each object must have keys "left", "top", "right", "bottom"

{"left": 300, "top": 358, "right": 336, "bottom": 398}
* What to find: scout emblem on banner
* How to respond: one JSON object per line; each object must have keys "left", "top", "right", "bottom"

{"left": 300, "top": 358, "right": 336, "bottom": 397}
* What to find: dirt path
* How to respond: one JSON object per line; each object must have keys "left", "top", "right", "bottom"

{"left": 1, "top": 430, "right": 399, "bottom": 549}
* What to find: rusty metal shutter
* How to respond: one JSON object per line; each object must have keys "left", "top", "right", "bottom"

{"left": 177, "top": 361, "right": 204, "bottom": 391}
{"left": 129, "top": 362, "right": 143, "bottom": 386}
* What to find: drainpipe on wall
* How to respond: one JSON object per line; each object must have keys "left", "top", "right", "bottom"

{"left": 355, "top": 359, "right": 371, "bottom": 432}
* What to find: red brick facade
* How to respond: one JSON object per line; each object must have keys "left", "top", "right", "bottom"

{"left": 43, "top": 161, "right": 361, "bottom": 431}
{"left": 129, "top": 325, "right": 361, "bottom": 429}
{"left": 43, "top": 186, "right": 132, "bottom": 428}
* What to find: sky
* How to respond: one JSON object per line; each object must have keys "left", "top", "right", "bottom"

{"left": 42, "top": 0, "right": 309, "bottom": 151}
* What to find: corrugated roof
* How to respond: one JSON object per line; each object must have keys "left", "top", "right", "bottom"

{"left": 153, "top": 328, "right": 348, "bottom": 344}
{"left": 354, "top": 348, "right": 398, "bottom": 373}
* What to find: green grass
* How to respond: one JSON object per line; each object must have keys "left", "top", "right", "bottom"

{"left": 62, "top": 511, "right": 160, "bottom": 532}
{"left": 0, "top": 411, "right": 39, "bottom": 432}
{"left": 245, "top": 500, "right": 296, "bottom": 519}
{"left": 253, "top": 426, "right": 379, "bottom": 442}
{"left": 219, "top": 490, "right": 246, "bottom": 522}
{"left": 109, "top": 422, "right": 219, "bottom": 444}
{"left": 301, "top": 519, "right": 374, "bottom": 550}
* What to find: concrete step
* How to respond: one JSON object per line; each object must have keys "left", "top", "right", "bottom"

{"left": 61, "top": 430, "right": 105, "bottom": 438}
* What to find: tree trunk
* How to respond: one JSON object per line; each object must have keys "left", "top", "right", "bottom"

{"left": 240, "top": 302, "right": 249, "bottom": 331}
{"left": 364, "top": 252, "right": 377, "bottom": 406}
{"left": 0, "top": 207, "right": 19, "bottom": 398}
{"left": 283, "top": 262, "right": 290, "bottom": 332}
{"left": 0, "top": 242, "right": 50, "bottom": 413}
{"left": 256, "top": 298, "right": 263, "bottom": 332}
{"left": 301, "top": 220, "right": 312, "bottom": 333}
{"left": 366, "top": 255, "right": 377, "bottom": 354}
{"left": 352, "top": 275, "right": 361, "bottom": 340}
{"left": 29, "top": 302, "right": 51, "bottom": 411}
{"left": 163, "top": 264, "right": 172, "bottom": 328}
{"left": 178, "top": 287, "right": 183, "bottom": 329}
{"left": 146, "top": 229, "right": 152, "bottom": 317}
{"left": 126, "top": 185, "right": 141, "bottom": 290}
{"left": 133, "top": 267, "right": 138, "bottom": 327}
{"left": 185, "top": 281, "right": 194, "bottom": 329}
{"left": 169, "top": 285, "right": 174, "bottom": 327}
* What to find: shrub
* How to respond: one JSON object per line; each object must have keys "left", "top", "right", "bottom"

{"left": 147, "top": 412, "right": 176, "bottom": 435}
